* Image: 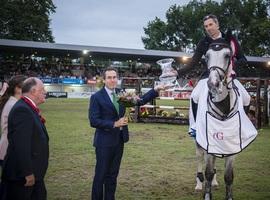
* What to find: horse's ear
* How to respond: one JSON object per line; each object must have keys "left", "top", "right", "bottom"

{"left": 225, "top": 29, "right": 232, "bottom": 42}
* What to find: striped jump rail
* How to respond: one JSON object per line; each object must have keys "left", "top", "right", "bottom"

{"left": 156, "top": 97, "right": 189, "bottom": 100}
{"left": 140, "top": 105, "right": 189, "bottom": 110}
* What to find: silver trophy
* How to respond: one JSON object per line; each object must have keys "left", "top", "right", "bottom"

{"left": 156, "top": 58, "right": 177, "bottom": 88}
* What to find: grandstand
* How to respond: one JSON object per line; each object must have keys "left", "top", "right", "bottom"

{"left": 0, "top": 39, "right": 270, "bottom": 98}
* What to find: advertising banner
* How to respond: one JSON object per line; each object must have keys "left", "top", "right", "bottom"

{"left": 47, "top": 92, "right": 68, "bottom": 98}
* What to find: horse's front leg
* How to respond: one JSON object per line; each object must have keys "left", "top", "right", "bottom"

{"left": 204, "top": 154, "right": 215, "bottom": 200}
{"left": 211, "top": 156, "right": 219, "bottom": 187}
{"left": 224, "top": 156, "right": 235, "bottom": 200}
{"left": 195, "top": 143, "right": 204, "bottom": 191}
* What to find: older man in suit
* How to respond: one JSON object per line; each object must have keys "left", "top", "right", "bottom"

{"left": 1, "top": 77, "right": 49, "bottom": 200}
{"left": 89, "top": 67, "right": 164, "bottom": 200}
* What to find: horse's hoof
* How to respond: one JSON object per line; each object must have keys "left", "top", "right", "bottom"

{"left": 195, "top": 177, "right": 203, "bottom": 191}
{"left": 211, "top": 179, "right": 219, "bottom": 187}
{"left": 204, "top": 192, "right": 212, "bottom": 200}
{"left": 212, "top": 174, "right": 219, "bottom": 187}
{"left": 195, "top": 185, "right": 203, "bottom": 191}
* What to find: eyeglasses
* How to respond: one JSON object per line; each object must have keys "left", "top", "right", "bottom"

{"left": 203, "top": 14, "right": 218, "bottom": 22}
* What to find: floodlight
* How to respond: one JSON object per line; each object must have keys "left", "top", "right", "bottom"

{"left": 83, "top": 50, "right": 89, "bottom": 55}
{"left": 182, "top": 56, "right": 189, "bottom": 62}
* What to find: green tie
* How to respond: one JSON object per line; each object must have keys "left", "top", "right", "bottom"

{"left": 112, "top": 92, "right": 119, "bottom": 114}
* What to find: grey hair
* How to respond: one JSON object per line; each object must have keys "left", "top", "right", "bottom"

{"left": 22, "top": 77, "right": 38, "bottom": 94}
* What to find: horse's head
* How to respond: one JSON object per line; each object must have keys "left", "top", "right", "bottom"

{"left": 206, "top": 42, "right": 232, "bottom": 97}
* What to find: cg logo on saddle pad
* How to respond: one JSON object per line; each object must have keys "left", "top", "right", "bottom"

{"left": 212, "top": 132, "right": 224, "bottom": 140}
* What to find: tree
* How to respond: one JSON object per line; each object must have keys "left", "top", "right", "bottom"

{"left": 221, "top": 0, "right": 270, "bottom": 56}
{"left": 142, "top": 0, "right": 270, "bottom": 56}
{"left": 142, "top": 17, "right": 169, "bottom": 50}
{"left": 142, "top": 0, "right": 224, "bottom": 52}
{"left": 0, "top": 0, "right": 56, "bottom": 42}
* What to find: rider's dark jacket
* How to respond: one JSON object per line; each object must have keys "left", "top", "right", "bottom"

{"left": 177, "top": 31, "right": 247, "bottom": 78}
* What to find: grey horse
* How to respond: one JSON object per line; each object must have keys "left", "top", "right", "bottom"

{"left": 206, "top": 42, "right": 237, "bottom": 200}
{"left": 189, "top": 42, "right": 257, "bottom": 200}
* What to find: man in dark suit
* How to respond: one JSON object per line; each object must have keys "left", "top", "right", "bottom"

{"left": 89, "top": 67, "right": 163, "bottom": 200}
{"left": 1, "top": 77, "right": 49, "bottom": 200}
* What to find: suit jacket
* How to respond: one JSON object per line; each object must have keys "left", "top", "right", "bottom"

{"left": 89, "top": 87, "right": 158, "bottom": 147}
{"left": 2, "top": 99, "right": 49, "bottom": 181}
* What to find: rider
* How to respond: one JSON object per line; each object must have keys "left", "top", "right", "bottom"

{"left": 177, "top": 14, "right": 248, "bottom": 134}
{"left": 177, "top": 14, "right": 247, "bottom": 78}
{"left": 176, "top": 14, "right": 248, "bottom": 191}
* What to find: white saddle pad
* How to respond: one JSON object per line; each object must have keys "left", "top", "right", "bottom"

{"left": 192, "top": 79, "right": 258, "bottom": 157}
{"left": 206, "top": 111, "right": 241, "bottom": 156}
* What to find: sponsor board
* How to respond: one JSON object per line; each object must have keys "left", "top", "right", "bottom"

{"left": 67, "top": 92, "right": 92, "bottom": 98}
{"left": 47, "top": 92, "right": 68, "bottom": 98}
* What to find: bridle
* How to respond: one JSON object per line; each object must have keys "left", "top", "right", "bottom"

{"left": 207, "top": 43, "right": 233, "bottom": 89}
{"left": 207, "top": 42, "right": 238, "bottom": 118}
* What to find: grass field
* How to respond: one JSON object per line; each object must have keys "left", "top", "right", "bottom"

{"left": 41, "top": 98, "right": 270, "bottom": 200}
